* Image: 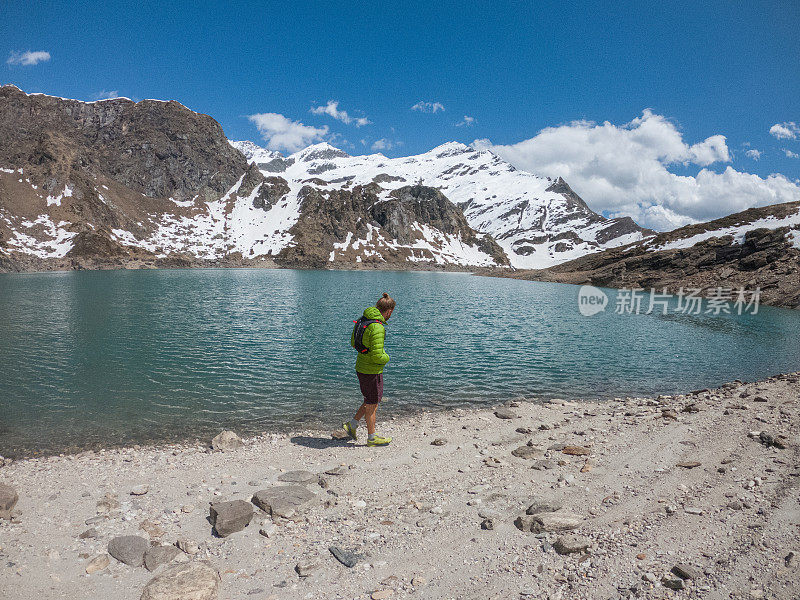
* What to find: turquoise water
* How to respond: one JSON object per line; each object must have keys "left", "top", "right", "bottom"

{"left": 1, "top": 268, "right": 799, "bottom": 457}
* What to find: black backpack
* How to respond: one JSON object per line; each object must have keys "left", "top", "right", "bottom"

{"left": 352, "top": 316, "right": 383, "bottom": 354}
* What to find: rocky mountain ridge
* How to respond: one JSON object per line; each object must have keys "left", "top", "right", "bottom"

{"left": 0, "top": 85, "right": 506, "bottom": 271}
{"left": 495, "top": 201, "right": 800, "bottom": 309}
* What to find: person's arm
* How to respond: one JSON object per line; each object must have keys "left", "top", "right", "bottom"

{"left": 367, "top": 323, "right": 390, "bottom": 365}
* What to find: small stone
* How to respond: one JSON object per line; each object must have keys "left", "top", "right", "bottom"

{"left": 329, "top": 546, "right": 360, "bottom": 568}
{"left": 108, "top": 535, "right": 149, "bottom": 567}
{"left": 251, "top": 485, "right": 316, "bottom": 518}
{"left": 130, "top": 484, "right": 149, "bottom": 496}
{"left": 176, "top": 539, "right": 200, "bottom": 555}
{"left": 480, "top": 518, "right": 495, "bottom": 530}
{"left": 78, "top": 528, "right": 99, "bottom": 539}
{"left": 211, "top": 430, "right": 243, "bottom": 451}
{"left": 684, "top": 507, "right": 704, "bottom": 515}
{"left": 512, "top": 446, "right": 543, "bottom": 459}
{"left": 672, "top": 563, "right": 701, "bottom": 580}
{"left": 728, "top": 501, "right": 743, "bottom": 510}
{"left": 516, "top": 511, "right": 582, "bottom": 532}
{"left": 431, "top": 438, "right": 447, "bottom": 446}
{"left": 676, "top": 461, "right": 701, "bottom": 469}
{"left": 759, "top": 431, "right": 788, "bottom": 449}
{"left": 526, "top": 499, "right": 563, "bottom": 514}
{"left": 662, "top": 575, "right": 685, "bottom": 590}
{"left": 144, "top": 545, "right": 181, "bottom": 572}
{"left": 553, "top": 534, "right": 591, "bottom": 555}
{"left": 661, "top": 409, "right": 679, "bottom": 420}
{"left": 209, "top": 500, "right": 253, "bottom": 537}
{"left": 259, "top": 522, "right": 277, "bottom": 537}
{"left": 276, "top": 470, "right": 318, "bottom": 484}
{"left": 636, "top": 553, "right": 646, "bottom": 560}
{"left": 411, "top": 576, "right": 427, "bottom": 586}
{"left": 295, "top": 559, "right": 321, "bottom": 577}
{"left": 85, "top": 554, "right": 110, "bottom": 574}
{"left": 181, "top": 505, "right": 195, "bottom": 514}
{"left": 516, "top": 427, "right": 533, "bottom": 434}
{"left": 562, "top": 445, "right": 590, "bottom": 456}
{"left": 371, "top": 590, "right": 394, "bottom": 600}
{"left": 494, "top": 408, "right": 519, "bottom": 419}
{"left": 140, "top": 561, "right": 220, "bottom": 600}
{"left": 140, "top": 520, "right": 166, "bottom": 540}
{"left": 85, "top": 515, "right": 106, "bottom": 526}
{"left": 324, "top": 466, "right": 347, "bottom": 476}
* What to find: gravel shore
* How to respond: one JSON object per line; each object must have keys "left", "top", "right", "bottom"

{"left": 1, "top": 373, "right": 798, "bottom": 600}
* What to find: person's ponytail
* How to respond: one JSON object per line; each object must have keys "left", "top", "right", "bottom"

{"left": 376, "top": 292, "right": 396, "bottom": 312}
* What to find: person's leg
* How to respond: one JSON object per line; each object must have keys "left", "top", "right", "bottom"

{"left": 364, "top": 403, "right": 377, "bottom": 435}
{"left": 354, "top": 402, "right": 367, "bottom": 422}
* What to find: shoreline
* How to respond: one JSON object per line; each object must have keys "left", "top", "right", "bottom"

{"left": 1, "top": 372, "right": 798, "bottom": 599}
{"left": 4, "top": 369, "right": 794, "bottom": 461}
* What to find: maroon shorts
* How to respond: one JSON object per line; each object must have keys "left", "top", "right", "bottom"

{"left": 357, "top": 372, "right": 383, "bottom": 404}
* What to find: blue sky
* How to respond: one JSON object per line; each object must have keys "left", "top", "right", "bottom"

{"left": 2, "top": 0, "right": 799, "bottom": 228}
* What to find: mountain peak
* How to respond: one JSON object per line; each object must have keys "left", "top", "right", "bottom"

{"left": 293, "top": 142, "right": 350, "bottom": 162}
{"left": 429, "top": 141, "right": 474, "bottom": 157}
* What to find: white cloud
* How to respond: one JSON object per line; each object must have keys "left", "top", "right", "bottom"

{"left": 310, "top": 100, "right": 370, "bottom": 127}
{"left": 456, "top": 115, "right": 475, "bottom": 127}
{"left": 247, "top": 113, "right": 329, "bottom": 153}
{"left": 92, "top": 90, "right": 119, "bottom": 100}
{"left": 745, "top": 148, "right": 762, "bottom": 160}
{"left": 371, "top": 138, "right": 399, "bottom": 152}
{"left": 769, "top": 122, "right": 799, "bottom": 140}
{"left": 411, "top": 101, "right": 445, "bottom": 113}
{"left": 785, "top": 148, "right": 800, "bottom": 159}
{"left": 473, "top": 110, "right": 800, "bottom": 231}
{"left": 7, "top": 50, "right": 51, "bottom": 66}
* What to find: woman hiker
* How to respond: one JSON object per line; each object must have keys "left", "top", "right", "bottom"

{"left": 343, "top": 292, "right": 395, "bottom": 446}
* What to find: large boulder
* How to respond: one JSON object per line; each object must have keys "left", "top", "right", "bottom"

{"left": 108, "top": 535, "right": 149, "bottom": 567}
{"left": 140, "top": 561, "right": 220, "bottom": 600}
{"left": 209, "top": 500, "right": 253, "bottom": 537}
{"left": 251, "top": 485, "right": 316, "bottom": 518}
{"left": 0, "top": 483, "right": 18, "bottom": 520}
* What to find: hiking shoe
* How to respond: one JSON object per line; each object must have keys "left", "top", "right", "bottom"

{"left": 342, "top": 421, "right": 358, "bottom": 441}
{"left": 367, "top": 435, "right": 392, "bottom": 447}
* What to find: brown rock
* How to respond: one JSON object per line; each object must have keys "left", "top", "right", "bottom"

{"left": 140, "top": 561, "right": 220, "bottom": 600}
{"left": 562, "top": 445, "right": 590, "bottom": 456}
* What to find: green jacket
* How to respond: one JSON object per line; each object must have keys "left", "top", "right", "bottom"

{"left": 351, "top": 306, "right": 390, "bottom": 374}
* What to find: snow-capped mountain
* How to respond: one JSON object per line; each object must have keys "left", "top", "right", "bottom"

{"left": 231, "top": 140, "right": 654, "bottom": 269}
{"left": 0, "top": 84, "right": 649, "bottom": 272}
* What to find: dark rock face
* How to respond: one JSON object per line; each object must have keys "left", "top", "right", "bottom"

{"left": 0, "top": 85, "right": 250, "bottom": 201}
{"left": 278, "top": 183, "right": 509, "bottom": 268}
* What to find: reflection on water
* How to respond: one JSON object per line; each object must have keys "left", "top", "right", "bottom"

{"left": 1, "top": 268, "right": 799, "bottom": 457}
